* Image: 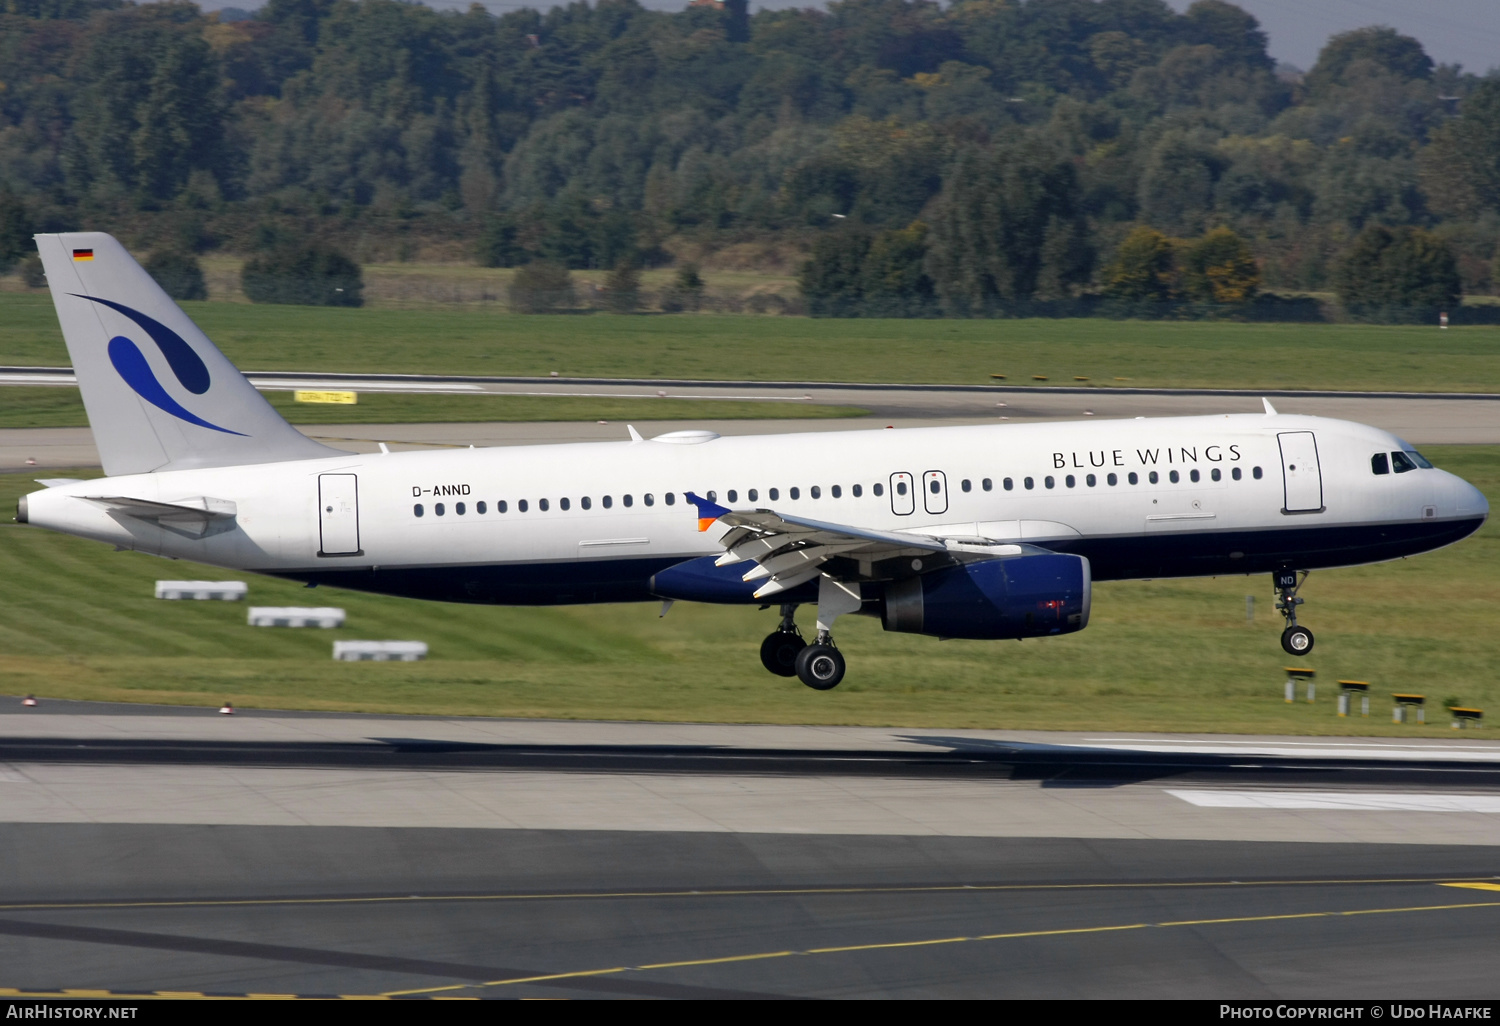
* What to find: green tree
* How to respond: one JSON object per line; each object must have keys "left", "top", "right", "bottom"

{"left": 1103, "top": 226, "right": 1176, "bottom": 304}
{"left": 1305, "top": 27, "right": 1432, "bottom": 95}
{"left": 925, "top": 141, "right": 1092, "bottom": 316}
{"left": 242, "top": 243, "right": 362, "bottom": 306}
{"left": 799, "top": 230, "right": 872, "bottom": 317}
{"left": 0, "top": 189, "right": 34, "bottom": 274}
{"left": 508, "top": 260, "right": 574, "bottom": 314}
{"left": 1419, "top": 79, "right": 1500, "bottom": 218}
{"left": 1335, "top": 225, "right": 1460, "bottom": 323}
{"left": 602, "top": 260, "right": 641, "bottom": 313}
{"left": 660, "top": 262, "right": 705, "bottom": 313}
{"left": 145, "top": 249, "right": 207, "bottom": 301}
{"left": 862, "top": 221, "right": 936, "bottom": 317}
{"left": 1180, "top": 227, "right": 1259, "bottom": 304}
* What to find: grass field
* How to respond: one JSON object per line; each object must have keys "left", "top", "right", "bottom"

{"left": 0, "top": 386, "right": 866, "bottom": 428}
{"left": 2, "top": 446, "right": 1495, "bottom": 734}
{"left": 4, "top": 292, "right": 1500, "bottom": 393}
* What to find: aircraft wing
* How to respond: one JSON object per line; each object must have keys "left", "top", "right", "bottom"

{"left": 685, "top": 492, "right": 1020, "bottom": 599}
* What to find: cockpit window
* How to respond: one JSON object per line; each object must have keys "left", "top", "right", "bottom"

{"left": 1406, "top": 450, "right": 1433, "bottom": 469}
{"left": 1390, "top": 451, "right": 1417, "bottom": 473}
{"left": 1371, "top": 453, "right": 1389, "bottom": 475}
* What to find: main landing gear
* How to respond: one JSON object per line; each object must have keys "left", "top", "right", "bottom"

{"left": 759, "top": 603, "right": 847, "bottom": 690}
{"left": 1274, "top": 570, "right": 1315, "bottom": 656}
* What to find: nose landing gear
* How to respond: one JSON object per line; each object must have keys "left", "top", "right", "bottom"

{"left": 759, "top": 603, "right": 806, "bottom": 677}
{"left": 1274, "top": 570, "right": 1315, "bottom": 656}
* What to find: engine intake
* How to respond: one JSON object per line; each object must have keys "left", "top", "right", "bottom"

{"left": 882, "top": 553, "right": 1091, "bottom": 640}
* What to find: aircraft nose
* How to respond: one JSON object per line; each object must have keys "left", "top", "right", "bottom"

{"left": 1450, "top": 473, "right": 1488, "bottom": 521}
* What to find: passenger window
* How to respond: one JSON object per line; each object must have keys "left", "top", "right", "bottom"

{"left": 1169, "top": 470, "right": 1179, "bottom": 483}
{"left": 1232, "top": 467, "right": 1242, "bottom": 481}
{"left": 1391, "top": 451, "right": 1417, "bottom": 474}
{"left": 436, "top": 503, "right": 446, "bottom": 516}
{"left": 603, "top": 496, "right": 612, "bottom": 508}
{"left": 961, "top": 479, "right": 971, "bottom": 493}
{"left": 664, "top": 493, "right": 674, "bottom": 505}
{"left": 623, "top": 495, "right": 633, "bottom": 507}
{"left": 456, "top": 502, "right": 466, "bottom": 515}
{"left": 706, "top": 491, "right": 716, "bottom": 502}
{"left": 498, "top": 500, "right": 508, "bottom": 513}
{"left": 1086, "top": 474, "right": 1096, "bottom": 487}
{"left": 1128, "top": 472, "right": 1139, "bottom": 484}
{"left": 810, "top": 486, "right": 821, "bottom": 499}
{"left": 1371, "top": 453, "right": 1390, "bottom": 475}
{"left": 1024, "top": 477, "right": 1034, "bottom": 490}
{"left": 1189, "top": 469, "right": 1199, "bottom": 483}
{"left": 477, "top": 501, "right": 487, "bottom": 514}
{"left": 982, "top": 478, "right": 992, "bottom": 491}
{"left": 831, "top": 485, "right": 841, "bottom": 498}
{"left": 895, "top": 481, "right": 906, "bottom": 496}
{"left": 748, "top": 489, "right": 758, "bottom": 502}
{"left": 1210, "top": 469, "right": 1220, "bottom": 483}
{"left": 1148, "top": 472, "right": 1159, "bottom": 484}
{"left": 560, "top": 498, "right": 570, "bottom": 511}
{"left": 644, "top": 494, "right": 654, "bottom": 506}
{"left": 581, "top": 497, "right": 591, "bottom": 510}
{"left": 852, "top": 484, "right": 862, "bottom": 497}
{"left": 727, "top": 490, "right": 737, "bottom": 503}
{"left": 1106, "top": 473, "right": 1117, "bottom": 486}
{"left": 1253, "top": 466, "right": 1263, "bottom": 479}
{"left": 540, "top": 498, "right": 550, "bottom": 511}
{"left": 1045, "top": 476, "right": 1055, "bottom": 489}
{"left": 790, "top": 487, "right": 800, "bottom": 500}
{"left": 413, "top": 504, "right": 424, "bottom": 517}
{"left": 1065, "top": 475, "right": 1075, "bottom": 488}
{"left": 873, "top": 483, "right": 884, "bottom": 497}
{"left": 1003, "top": 478, "right": 1014, "bottom": 491}
{"left": 518, "top": 499, "right": 528, "bottom": 512}
{"left": 769, "top": 488, "right": 779, "bottom": 501}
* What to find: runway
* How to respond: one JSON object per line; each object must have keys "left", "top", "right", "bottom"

{"left": 3, "top": 701, "right": 1499, "bottom": 998}
{"left": 6, "top": 372, "right": 1500, "bottom": 470}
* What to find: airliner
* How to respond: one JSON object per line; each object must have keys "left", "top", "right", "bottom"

{"left": 14, "top": 233, "right": 1489, "bottom": 689}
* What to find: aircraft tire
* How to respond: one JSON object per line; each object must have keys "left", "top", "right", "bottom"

{"left": 795, "top": 644, "right": 845, "bottom": 691}
{"left": 1280, "top": 625, "right": 1315, "bottom": 656}
{"left": 760, "top": 631, "right": 805, "bottom": 677}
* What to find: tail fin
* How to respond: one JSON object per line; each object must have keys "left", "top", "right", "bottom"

{"left": 35, "top": 232, "right": 344, "bottom": 476}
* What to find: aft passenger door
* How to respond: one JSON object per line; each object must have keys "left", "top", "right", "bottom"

{"left": 1277, "top": 432, "right": 1324, "bottom": 514}
{"left": 922, "top": 471, "right": 948, "bottom": 515}
{"left": 318, "top": 473, "right": 362, "bottom": 555}
{"left": 889, "top": 472, "right": 915, "bottom": 515}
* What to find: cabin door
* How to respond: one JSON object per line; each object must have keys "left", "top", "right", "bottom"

{"left": 1277, "top": 432, "right": 1324, "bottom": 514}
{"left": 318, "top": 473, "right": 362, "bottom": 555}
{"left": 889, "top": 472, "right": 915, "bottom": 515}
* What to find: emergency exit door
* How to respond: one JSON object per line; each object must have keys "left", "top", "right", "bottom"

{"left": 889, "top": 472, "right": 915, "bottom": 515}
{"left": 922, "top": 470, "right": 948, "bottom": 515}
{"left": 1277, "top": 432, "right": 1324, "bottom": 514}
{"left": 318, "top": 473, "right": 361, "bottom": 555}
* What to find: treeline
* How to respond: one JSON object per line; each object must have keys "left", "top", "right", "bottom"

{"left": 0, "top": 0, "right": 1497, "bottom": 320}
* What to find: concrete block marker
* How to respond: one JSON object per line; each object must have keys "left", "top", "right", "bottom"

{"left": 248, "top": 606, "right": 346, "bottom": 628}
{"left": 334, "top": 640, "right": 428, "bottom": 662}
{"left": 157, "top": 580, "right": 248, "bottom": 601}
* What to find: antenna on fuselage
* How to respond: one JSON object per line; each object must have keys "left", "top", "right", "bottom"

{"left": 1262, "top": 398, "right": 1278, "bottom": 415}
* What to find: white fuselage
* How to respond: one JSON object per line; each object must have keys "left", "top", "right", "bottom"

{"left": 21, "top": 412, "right": 1488, "bottom": 605}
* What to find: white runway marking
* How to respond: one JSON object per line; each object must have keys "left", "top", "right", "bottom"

{"left": 1168, "top": 790, "right": 1500, "bottom": 812}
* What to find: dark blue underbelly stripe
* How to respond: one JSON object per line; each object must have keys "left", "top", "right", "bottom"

{"left": 269, "top": 517, "right": 1485, "bottom": 606}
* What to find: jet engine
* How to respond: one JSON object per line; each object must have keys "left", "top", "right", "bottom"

{"left": 881, "top": 552, "right": 1090, "bottom": 640}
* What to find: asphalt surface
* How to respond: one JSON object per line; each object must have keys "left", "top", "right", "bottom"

{"left": 2, "top": 702, "right": 1500, "bottom": 998}
{"left": 8, "top": 373, "right": 1500, "bottom": 470}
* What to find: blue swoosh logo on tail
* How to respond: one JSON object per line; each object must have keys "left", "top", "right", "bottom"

{"left": 73, "top": 294, "right": 211, "bottom": 394}
{"left": 106, "top": 337, "right": 245, "bottom": 435}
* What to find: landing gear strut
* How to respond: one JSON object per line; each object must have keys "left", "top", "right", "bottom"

{"left": 759, "top": 603, "right": 806, "bottom": 677}
{"left": 1274, "top": 570, "right": 1315, "bottom": 656}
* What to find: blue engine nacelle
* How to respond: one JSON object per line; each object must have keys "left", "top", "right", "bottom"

{"left": 881, "top": 553, "right": 1091, "bottom": 640}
